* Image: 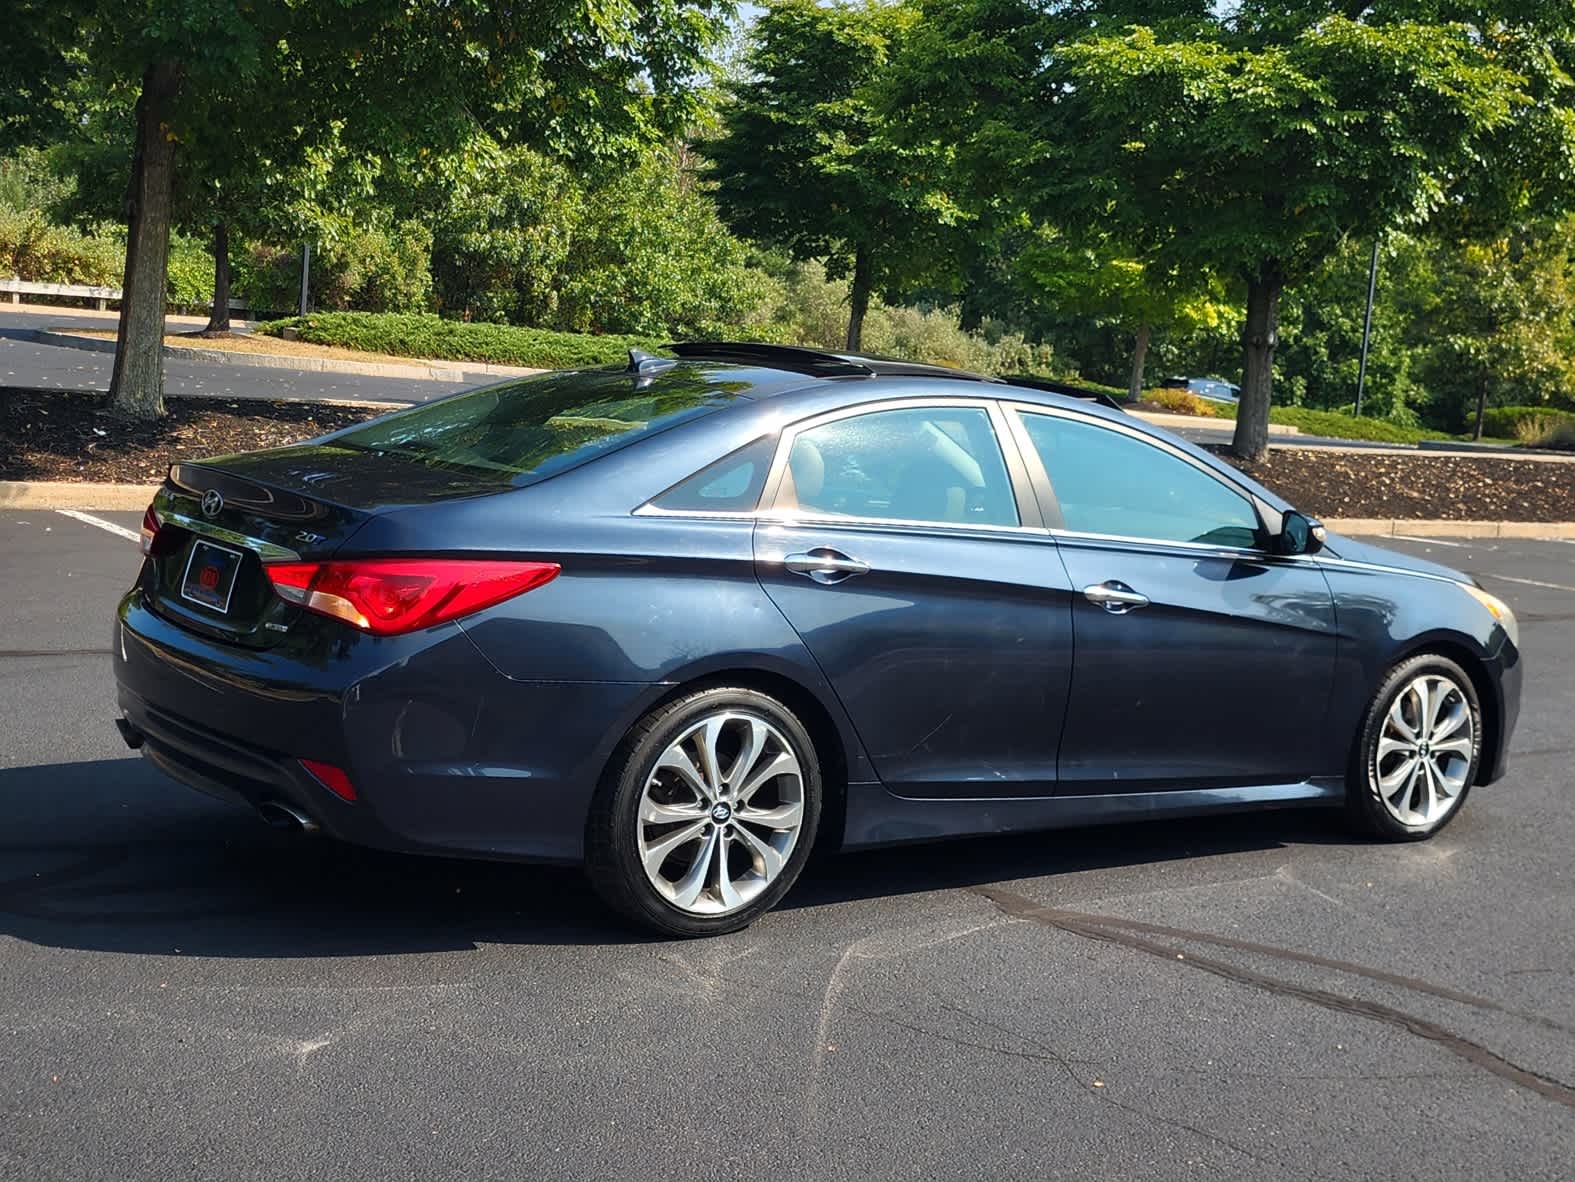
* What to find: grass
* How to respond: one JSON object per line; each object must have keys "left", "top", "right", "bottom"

{"left": 257, "top": 312, "right": 662, "bottom": 370}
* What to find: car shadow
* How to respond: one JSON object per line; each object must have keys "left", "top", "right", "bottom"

{"left": 0, "top": 757, "right": 1355, "bottom": 957}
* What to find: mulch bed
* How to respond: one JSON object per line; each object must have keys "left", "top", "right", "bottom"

{"left": 4, "top": 387, "right": 1573, "bottom": 521}
{"left": 1219, "top": 448, "right": 1575, "bottom": 522}
{"left": 0, "top": 388, "right": 377, "bottom": 484}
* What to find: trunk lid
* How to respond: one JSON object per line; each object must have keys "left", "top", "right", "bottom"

{"left": 143, "top": 447, "right": 511, "bottom": 649}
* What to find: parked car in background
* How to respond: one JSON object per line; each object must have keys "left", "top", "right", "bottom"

{"left": 114, "top": 343, "right": 1521, "bottom": 936}
{"left": 1163, "top": 375, "right": 1240, "bottom": 403}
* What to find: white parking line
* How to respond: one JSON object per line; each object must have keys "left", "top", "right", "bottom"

{"left": 55, "top": 509, "right": 140, "bottom": 544}
{"left": 1482, "top": 573, "right": 1575, "bottom": 593}
{"left": 1392, "top": 535, "right": 1467, "bottom": 547}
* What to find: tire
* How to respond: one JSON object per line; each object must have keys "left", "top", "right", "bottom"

{"left": 1346, "top": 653, "right": 1482, "bottom": 841}
{"left": 585, "top": 686, "right": 822, "bottom": 937}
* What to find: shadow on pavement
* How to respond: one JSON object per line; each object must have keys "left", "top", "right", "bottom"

{"left": 0, "top": 757, "right": 1354, "bottom": 958}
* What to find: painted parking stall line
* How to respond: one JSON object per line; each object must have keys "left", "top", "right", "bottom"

{"left": 55, "top": 509, "right": 140, "bottom": 544}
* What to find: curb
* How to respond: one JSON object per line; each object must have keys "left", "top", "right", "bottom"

{"left": 31, "top": 329, "right": 545, "bottom": 384}
{"left": 1131, "top": 410, "right": 1301, "bottom": 437}
{"left": 1324, "top": 518, "right": 1575, "bottom": 539}
{"left": 1, "top": 482, "right": 160, "bottom": 510}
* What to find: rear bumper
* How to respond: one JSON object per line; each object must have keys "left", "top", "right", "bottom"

{"left": 114, "top": 589, "right": 655, "bottom": 864}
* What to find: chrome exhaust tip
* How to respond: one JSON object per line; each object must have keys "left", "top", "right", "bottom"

{"left": 258, "top": 801, "right": 319, "bottom": 835}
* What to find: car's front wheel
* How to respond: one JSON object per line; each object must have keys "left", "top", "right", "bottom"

{"left": 1347, "top": 653, "right": 1481, "bottom": 840}
{"left": 585, "top": 687, "right": 821, "bottom": 936}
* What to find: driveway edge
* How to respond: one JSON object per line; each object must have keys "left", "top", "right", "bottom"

{"left": 31, "top": 328, "right": 545, "bottom": 383}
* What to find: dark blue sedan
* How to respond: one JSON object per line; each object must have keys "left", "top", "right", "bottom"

{"left": 113, "top": 343, "right": 1522, "bottom": 935}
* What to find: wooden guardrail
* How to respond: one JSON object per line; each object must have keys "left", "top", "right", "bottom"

{"left": 1, "top": 277, "right": 249, "bottom": 314}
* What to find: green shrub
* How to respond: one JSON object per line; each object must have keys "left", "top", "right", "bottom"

{"left": 0, "top": 208, "right": 121, "bottom": 286}
{"left": 1480, "top": 405, "right": 1575, "bottom": 440}
{"left": 1515, "top": 417, "right": 1575, "bottom": 450}
{"left": 166, "top": 234, "right": 216, "bottom": 313}
{"left": 1207, "top": 401, "right": 1457, "bottom": 443}
{"left": 258, "top": 312, "right": 661, "bottom": 368}
{"left": 750, "top": 262, "right": 1056, "bottom": 375}
{"left": 430, "top": 148, "right": 767, "bottom": 336}
{"left": 235, "top": 221, "right": 433, "bottom": 317}
{"left": 1146, "top": 388, "right": 1219, "bottom": 417}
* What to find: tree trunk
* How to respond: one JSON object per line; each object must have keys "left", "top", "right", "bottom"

{"left": 1230, "top": 264, "right": 1284, "bottom": 463}
{"left": 204, "top": 221, "right": 231, "bottom": 334}
{"left": 109, "top": 60, "right": 181, "bottom": 420}
{"left": 1127, "top": 322, "right": 1152, "bottom": 403}
{"left": 1473, "top": 375, "right": 1488, "bottom": 441}
{"left": 845, "top": 244, "right": 872, "bottom": 352}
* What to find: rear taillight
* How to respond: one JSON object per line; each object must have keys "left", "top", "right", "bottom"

{"left": 139, "top": 505, "right": 162, "bottom": 556}
{"left": 264, "top": 558, "right": 560, "bottom": 636}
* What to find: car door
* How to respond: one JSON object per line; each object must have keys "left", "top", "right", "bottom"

{"left": 752, "top": 398, "right": 1076, "bottom": 799}
{"left": 1008, "top": 406, "right": 1337, "bottom": 792}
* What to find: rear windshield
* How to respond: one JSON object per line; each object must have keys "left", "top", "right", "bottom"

{"left": 331, "top": 367, "right": 748, "bottom": 485}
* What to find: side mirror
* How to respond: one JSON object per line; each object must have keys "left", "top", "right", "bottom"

{"left": 1276, "top": 510, "right": 1326, "bottom": 556}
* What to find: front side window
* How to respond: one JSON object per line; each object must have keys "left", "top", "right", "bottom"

{"left": 1019, "top": 412, "right": 1259, "bottom": 547}
{"left": 778, "top": 406, "right": 1018, "bottom": 527}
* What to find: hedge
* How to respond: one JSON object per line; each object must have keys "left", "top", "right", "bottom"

{"left": 257, "top": 312, "right": 662, "bottom": 369}
{"left": 1479, "top": 405, "right": 1575, "bottom": 439}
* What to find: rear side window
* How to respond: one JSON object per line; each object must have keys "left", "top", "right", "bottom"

{"left": 332, "top": 369, "right": 745, "bottom": 485}
{"left": 1018, "top": 412, "right": 1259, "bottom": 547}
{"left": 779, "top": 406, "right": 1019, "bottom": 527}
{"left": 652, "top": 436, "right": 776, "bottom": 512}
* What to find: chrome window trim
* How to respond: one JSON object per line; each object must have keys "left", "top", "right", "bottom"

{"left": 633, "top": 501, "right": 1056, "bottom": 537}
{"left": 756, "top": 395, "right": 1040, "bottom": 532}
{"left": 1046, "top": 527, "right": 1272, "bottom": 562}
{"left": 1006, "top": 402, "right": 1275, "bottom": 551}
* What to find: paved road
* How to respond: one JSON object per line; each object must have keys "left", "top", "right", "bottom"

{"left": 2, "top": 519, "right": 1574, "bottom": 1181}
{"left": 0, "top": 307, "right": 467, "bottom": 406}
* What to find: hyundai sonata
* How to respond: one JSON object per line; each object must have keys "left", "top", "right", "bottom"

{"left": 113, "top": 343, "right": 1522, "bottom": 935}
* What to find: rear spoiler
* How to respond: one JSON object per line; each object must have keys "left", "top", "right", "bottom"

{"left": 996, "top": 375, "right": 1127, "bottom": 412}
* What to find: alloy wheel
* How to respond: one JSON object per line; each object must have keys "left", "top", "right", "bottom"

{"left": 636, "top": 710, "right": 806, "bottom": 916}
{"left": 1374, "top": 672, "right": 1476, "bottom": 827}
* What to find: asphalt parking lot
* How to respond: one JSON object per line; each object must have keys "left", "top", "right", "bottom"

{"left": 2, "top": 513, "right": 1572, "bottom": 1180}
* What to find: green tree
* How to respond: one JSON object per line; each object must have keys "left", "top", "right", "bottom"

{"left": 1411, "top": 219, "right": 1575, "bottom": 436}
{"left": 705, "top": 0, "right": 962, "bottom": 350}
{"left": 1048, "top": 17, "right": 1529, "bottom": 459}
{"left": 1016, "top": 227, "right": 1229, "bottom": 400}
{"left": 2, "top": 1, "right": 731, "bottom": 419}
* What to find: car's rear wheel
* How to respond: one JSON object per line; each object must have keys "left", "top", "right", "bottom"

{"left": 1347, "top": 653, "right": 1481, "bottom": 840}
{"left": 585, "top": 687, "right": 821, "bottom": 936}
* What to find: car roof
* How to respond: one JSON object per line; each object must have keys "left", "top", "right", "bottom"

{"left": 665, "top": 341, "right": 1127, "bottom": 412}
{"left": 644, "top": 343, "right": 1290, "bottom": 513}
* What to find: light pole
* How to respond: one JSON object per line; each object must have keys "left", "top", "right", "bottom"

{"left": 298, "top": 242, "right": 312, "bottom": 317}
{"left": 1354, "top": 237, "right": 1379, "bottom": 416}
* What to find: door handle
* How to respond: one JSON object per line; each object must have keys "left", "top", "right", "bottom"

{"left": 785, "top": 548, "right": 870, "bottom": 585}
{"left": 1083, "top": 581, "right": 1150, "bottom": 614}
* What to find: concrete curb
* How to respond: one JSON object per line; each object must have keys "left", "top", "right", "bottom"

{"left": 1, "top": 482, "right": 160, "bottom": 510}
{"left": 1131, "top": 410, "right": 1301, "bottom": 436}
{"left": 1324, "top": 518, "right": 1575, "bottom": 539}
{"left": 31, "top": 328, "right": 545, "bottom": 383}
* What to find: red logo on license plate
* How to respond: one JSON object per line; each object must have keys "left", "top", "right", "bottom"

{"left": 200, "top": 565, "right": 220, "bottom": 589}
